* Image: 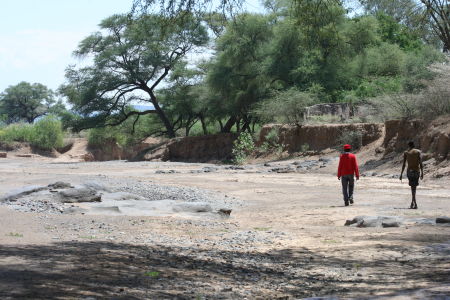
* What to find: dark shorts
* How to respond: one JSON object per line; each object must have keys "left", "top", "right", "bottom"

{"left": 407, "top": 170, "right": 420, "bottom": 187}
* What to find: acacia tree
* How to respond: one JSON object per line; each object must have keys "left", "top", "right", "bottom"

{"left": 60, "top": 14, "right": 208, "bottom": 137}
{"left": 0, "top": 82, "right": 59, "bottom": 124}
{"left": 420, "top": 0, "right": 450, "bottom": 52}
{"left": 207, "top": 14, "right": 272, "bottom": 133}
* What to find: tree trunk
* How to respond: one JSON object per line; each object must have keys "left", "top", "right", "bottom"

{"left": 153, "top": 101, "right": 176, "bottom": 138}
{"left": 221, "top": 116, "right": 236, "bottom": 133}
{"left": 200, "top": 116, "right": 207, "bottom": 135}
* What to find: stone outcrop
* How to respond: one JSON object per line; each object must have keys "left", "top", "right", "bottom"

{"left": 304, "top": 103, "right": 353, "bottom": 121}
{"left": 258, "top": 123, "right": 383, "bottom": 153}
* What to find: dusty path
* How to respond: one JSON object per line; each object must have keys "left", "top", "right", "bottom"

{"left": 0, "top": 157, "right": 449, "bottom": 299}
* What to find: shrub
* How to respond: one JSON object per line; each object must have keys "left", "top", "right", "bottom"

{"left": 0, "top": 123, "right": 34, "bottom": 143}
{"left": 30, "top": 116, "right": 64, "bottom": 150}
{"left": 264, "top": 128, "right": 279, "bottom": 147}
{"left": 0, "top": 116, "right": 64, "bottom": 150}
{"left": 336, "top": 130, "right": 363, "bottom": 150}
{"left": 232, "top": 132, "right": 255, "bottom": 164}
{"left": 255, "top": 88, "right": 316, "bottom": 125}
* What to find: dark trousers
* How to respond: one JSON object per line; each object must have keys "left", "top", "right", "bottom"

{"left": 341, "top": 174, "right": 354, "bottom": 203}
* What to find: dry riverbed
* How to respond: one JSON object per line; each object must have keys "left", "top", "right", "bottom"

{"left": 0, "top": 157, "right": 449, "bottom": 299}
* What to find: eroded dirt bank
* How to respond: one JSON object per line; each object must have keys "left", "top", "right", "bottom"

{"left": 0, "top": 157, "right": 449, "bottom": 299}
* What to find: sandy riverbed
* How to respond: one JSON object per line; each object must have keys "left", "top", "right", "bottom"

{"left": 0, "top": 156, "right": 449, "bottom": 299}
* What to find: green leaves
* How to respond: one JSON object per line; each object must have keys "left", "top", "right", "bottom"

{"left": 0, "top": 82, "right": 56, "bottom": 124}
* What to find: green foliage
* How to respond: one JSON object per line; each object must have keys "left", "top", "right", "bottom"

{"left": 60, "top": 13, "right": 208, "bottom": 137}
{"left": 232, "top": 132, "right": 255, "bottom": 164}
{"left": 300, "top": 143, "right": 310, "bottom": 152}
{"left": 31, "top": 116, "right": 64, "bottom": 150}
{"left": 88, "top": 114, "right": 163, "bottom": 148}
{"left": 0, "top": 123, "right": 34, "bottom": 143}
{"left": 0, "top": 116, "right": 64, "bottom": 150}
{"left": 0, "top": 82, "right": 58, "bottom": 124}
{"left": 336, "top": 130, "right": 363, "bottom": 150}
{"left": 144, "top": 271, "right": 160, "bottom": 278}
{"left": 255, "top": 88, "right": 316, "bottom": 125}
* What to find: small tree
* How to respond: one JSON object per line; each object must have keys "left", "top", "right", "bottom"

{"left": 0, "top": 82, "right": 56, "bottom": 124}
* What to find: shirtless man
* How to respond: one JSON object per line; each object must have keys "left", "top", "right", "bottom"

{"left": 400, "top": 141, "right": 424, "bottom": 209}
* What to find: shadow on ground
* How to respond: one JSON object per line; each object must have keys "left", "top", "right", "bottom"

{"left": 0, "top": 239, "right": 448, "bottom": 299}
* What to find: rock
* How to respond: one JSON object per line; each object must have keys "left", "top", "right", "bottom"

{"left": 102, "top": 192, "right": 145, "bottom": 201}
{"left": 218, "top": 208, "right": 232, "bottom": 216}
{"left": 155, "top": 170, "right": 177, "bottom": 174}
{"left": 382, "top": 221, "right": 400, "bottom": 228}
{"left": 202, "top": 166, "right": 218, "bottom": 173}
{"left": 271, "top": 167, "right": 296, "bottom": 173}
{"left": 0, "top": 185, "right": 48, "bottom": 202}
{"left": 0, "top": 152, "right": 6, "bottom": 158}
{"left": 172, "top": 202, "right": 213, "bottom": 213}
{"left": 82, "top": 182, "right": 112, "bottom": 192}
{"left": 58, "top": 188, "right": 101, "bottom": 203}
{"left": 436, "top": 217, "right": 450, "bottom": 224}
{"left": 48, "top": 182, "right": 73, "bottom": 189}
{"left": 63, "top": 207, "right": 88, "bottom": 214}
{"left": 345, "top": 216, "right": 402, "bottom": 228}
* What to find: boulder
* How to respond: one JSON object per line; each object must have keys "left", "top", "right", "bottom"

{"left": 436, "top": 217, "right": 450, "bottom": 224}
{"left": 0, "top": 152, "right": 6, "bottom": 158}
{"left": 58, "top": 188, "right": 101, "bottom": 203}
{"left": 172, "top": 202, "right": 213, "bottom": 213}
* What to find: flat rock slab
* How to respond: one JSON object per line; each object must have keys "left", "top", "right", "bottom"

{"left": 345, "top": 216, "right": 403, "bottom": 228}
{"left": 172, "top": 202, "right": 213, "bottom": 213}
{"left": 0, "top": 185, "right": 48, "bottom": 202}
{"left": 58, "top": 188, "right": 101, "bottom": 203}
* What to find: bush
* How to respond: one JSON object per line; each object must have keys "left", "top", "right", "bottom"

{"left": 336, "top": 130, "right": 363, "bottom": 150}
{"left": 0, "top": 123, "right": 34, "bottom": 143}
{"left": 87, "top": 114, "right": 164, "bottom": 148}
{"left": 0, "top": 116, "right": 64, "bottom": 150}
{"left": 255, "top": 88, "right": 316, "bottom": 125}
{"left": 232, "top": 132, "right": 255, "bottom": 164}
{"left": 30, "top": 116, "right": 64, "bottom": 150}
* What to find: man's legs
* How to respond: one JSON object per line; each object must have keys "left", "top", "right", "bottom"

{"left": 341, "top": 175, "right": 349, "bottom": 206}
{"left": 411, "top": 186, "right": 417, "bottom": 209}
{"left": 348, "top": 176, "right": 355, "bottom": 204}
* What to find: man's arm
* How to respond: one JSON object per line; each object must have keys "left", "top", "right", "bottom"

{"left": 419, "top": 152, "right": 424, "bottom": 180}
{"left": 400, "top": 152, "right": 406, "bottom": 181}
{"left": 337, "top": 155, "right": 342, "bottom": 180}
{"left": 354, "top": 156, "right": 360, "bottom": 180}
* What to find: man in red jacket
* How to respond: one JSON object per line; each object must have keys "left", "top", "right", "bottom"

{"left": 337, "top": 144, "right": 360, "bottom": 206}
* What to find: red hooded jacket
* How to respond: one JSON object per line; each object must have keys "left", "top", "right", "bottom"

{"left": 337, "top": 153, "right": 359, "bottom": 178}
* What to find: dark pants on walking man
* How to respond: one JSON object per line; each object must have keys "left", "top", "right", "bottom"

{"left": 341, "top": 174, "right": 354, "bottom": 205}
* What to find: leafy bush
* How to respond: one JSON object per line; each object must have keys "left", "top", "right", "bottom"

{"left": 255, "top": 88, "right": 316, "bottom": 125}
{"left": 0, "top": 123, "right": 34, "bottom": 143}
{"left": 232, "top": 132, "right": 255, "bottom": 164}
{"left": 336, "top": 130, "right": 363, "bottom": 150}
{"left": 30, "top": 116, "right": 64, "bottom": 150}
{"left": 87, "top": 114, "right": 164, "bottom": 148}
{"left": 264, "top": 128, "right": 279, "bottom": 147}
{"left": 0, "top": 116, "right": 64, "bottom": 150}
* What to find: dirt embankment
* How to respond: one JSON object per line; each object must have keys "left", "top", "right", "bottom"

{"left": 383, "top": 116, "right": 450, "bottom": 161}
{"left": 258, "top": 123, "right": 384, "bottom": 152}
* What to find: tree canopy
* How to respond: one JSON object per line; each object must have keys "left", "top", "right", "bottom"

{"left": 0, "top": 82, "right": 61, "bottom": 124}
{"left": 60, "top": 13, "right": 208, "bottom": 137}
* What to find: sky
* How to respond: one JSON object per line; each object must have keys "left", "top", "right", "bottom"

{"left": 0, "top": 0, "right": 264, "bottom": 93}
